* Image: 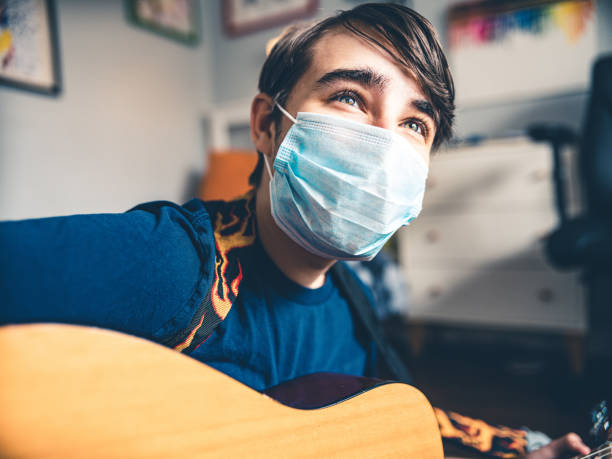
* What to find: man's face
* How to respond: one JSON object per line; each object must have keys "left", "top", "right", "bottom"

{"left": 275, "top": 29, "right": 436, "bottom": 165}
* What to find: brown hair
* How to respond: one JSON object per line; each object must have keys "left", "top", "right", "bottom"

{"left": 250, "top": 2, "right": 455, "bottom": 187}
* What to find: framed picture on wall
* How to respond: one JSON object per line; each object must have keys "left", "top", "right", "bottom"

{"left": 0, "top": 0, "right": 62, "bottom": 96}
{"left": 223, "top": 0, "right": 319, "bottom": 37}
{"left": 126, "top": 0, "right": 200, "bottom": 46}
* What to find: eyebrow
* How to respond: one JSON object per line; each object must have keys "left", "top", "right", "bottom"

{"left": 314, "top": 67, "right": 389, "bottom": 91}
{"left": 413, "top": 99, "right": 436, "bottom": 125}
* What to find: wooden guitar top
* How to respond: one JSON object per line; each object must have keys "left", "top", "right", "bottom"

{"left": 0, "top": 324, "right": 443, "bottom": 458}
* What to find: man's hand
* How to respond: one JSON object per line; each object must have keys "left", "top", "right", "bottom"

{"left": 524, "top": 433, "right": 591, "bottom": 459}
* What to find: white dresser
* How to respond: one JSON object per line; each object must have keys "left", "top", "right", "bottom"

{"left": 397, "top": 137, "right": 587, "bottom": 366}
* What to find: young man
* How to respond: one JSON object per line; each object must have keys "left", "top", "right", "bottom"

{"left": 0, "top": 3, "right": 590, "bottom": 458}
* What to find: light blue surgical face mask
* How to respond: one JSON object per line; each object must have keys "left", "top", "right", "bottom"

{"left": 264, "top": 103, "right": 429, "bottom": 261}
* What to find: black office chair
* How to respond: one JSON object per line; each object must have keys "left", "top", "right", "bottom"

{"left": 528, "top": 56, "right": 612, "bottom": 272}
{"left": 538, "top": 56, "right": 612, "bottom": 271}
{"left": 529, "top": 56, "right": 612, "bottom": 374}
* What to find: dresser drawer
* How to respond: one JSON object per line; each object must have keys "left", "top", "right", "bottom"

{"left": 398, "top": 210, "right": 557, "bottom": 269}
{"left": 405, "top": 267, "right": 586, "bottom": 331}
{"left": 424, "top": 140, "right": 557, "bottom": 215}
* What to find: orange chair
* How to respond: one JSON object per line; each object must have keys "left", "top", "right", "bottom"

{"left": 198, "top": 149, "right": 259, "bottom": 201}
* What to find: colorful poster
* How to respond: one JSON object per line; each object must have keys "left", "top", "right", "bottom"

{"left": 448, "top": 0, "right": 596, "bottom": 106}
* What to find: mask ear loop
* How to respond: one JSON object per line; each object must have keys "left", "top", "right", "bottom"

{"left": 264, "top": 101, "right": 297, "bottom": 179}
{"left": 274, "top": 101, "right": 298, "bottom": 124}
{"left": 263, "top": 153, "right": 273, "bottom": 179}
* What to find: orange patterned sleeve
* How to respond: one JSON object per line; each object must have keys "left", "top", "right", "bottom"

{"left": 435, "top": 407, "right": 528, "bottom": 458}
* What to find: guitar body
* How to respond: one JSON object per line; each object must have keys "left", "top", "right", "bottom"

{"left": 0, "top": 324, "right": 443, "bottom": 458}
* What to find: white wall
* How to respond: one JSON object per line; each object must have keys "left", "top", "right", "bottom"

{"left": 0, "top": 0, "right": 212, "bottom": 219}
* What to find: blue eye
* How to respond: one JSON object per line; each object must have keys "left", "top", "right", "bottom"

{"left": 338, "top": 94, "right": 357, "bottom": 106}
{"left": 402, "top": 119, "right": 428, "bottom": 138}
{"left": 407, "top": 120, "right": 422, "bottom": 134}
{"left": 330, "top": 90, "right": 362, "bottom": 109}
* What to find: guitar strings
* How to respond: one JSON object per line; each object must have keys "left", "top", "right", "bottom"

{"left": 579, "top": 449, "right": 611, "bottom": 459}
{"left": 586, "top": 447, "right": 611, "bottom": 459}
{"left": 579, "top": 444, "right": 612, "bottom": 459}
{"left": 578, "top": 445, "right": 610, "bottom": 459}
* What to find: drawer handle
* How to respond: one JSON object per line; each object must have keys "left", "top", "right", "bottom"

{"left": 428, "top": 286, "right": 442, "bottom": 298}
{"left": 537, "top": 287, "right": 555, "bottom": 303}
{"left": 530, "top": 169, "right": 548, "bottom": 182}
{"left": 426, "top": 229, "right": 440, "bottom": 243}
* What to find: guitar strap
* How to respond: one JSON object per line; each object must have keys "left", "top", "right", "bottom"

{"left": 330, "top": 261, "right": 412, "bottom": 384}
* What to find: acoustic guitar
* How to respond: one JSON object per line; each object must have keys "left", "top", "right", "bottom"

{"left": 0, "top": 324, "right": 444, "bottom": 458}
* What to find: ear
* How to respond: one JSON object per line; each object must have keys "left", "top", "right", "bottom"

{"left": 250, "top": 94, "right": 276, "bottom": 159}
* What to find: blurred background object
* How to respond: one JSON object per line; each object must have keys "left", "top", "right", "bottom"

{"left": 448, "top": 0, "right": 596, "bottom": 107}
{"left": 125, "top": 0, "right": 201, "bottom": 45}
{"left": 222, "top": 0, "right": 318, "bottom": 37}
{"left": 397, "top": 136, "right": 585, "bottom": 340}
{"left": 0, "top": 0, "right": 62, "bottom": 95}
{"left": 538, "top": 56, "right": 612, "bottom": 371}
{"left": 197, "top": 148, "right": 257, "bottom": 200}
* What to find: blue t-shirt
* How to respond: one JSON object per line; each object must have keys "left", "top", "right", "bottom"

{"left": 194, "top": 239, "right": 373, "bottom": 391}
{"left": 0, "top": 199, "right": 374, "bottom": 391}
